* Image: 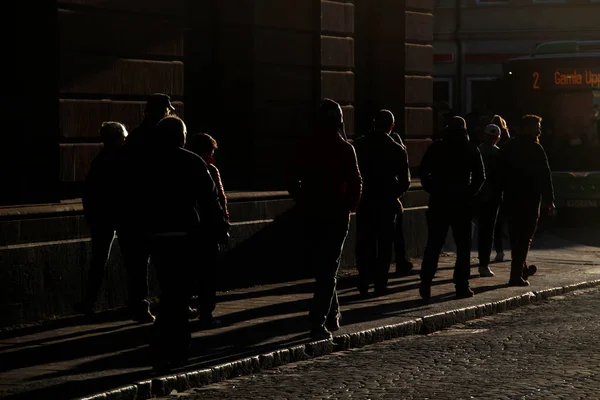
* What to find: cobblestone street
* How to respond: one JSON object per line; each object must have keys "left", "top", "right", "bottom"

{"left": 162, "top": 288, "right": 600, "bottom": 400}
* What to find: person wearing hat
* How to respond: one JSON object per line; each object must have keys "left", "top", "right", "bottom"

{"left": 287, "top": 98, "right": 362, "bottom": 340}
{"left": 418, "top": 116, "right": 485, "bottom": 300}
{"left": 115, "top": 93, "right": 176, "bottom": 323}
{"left": 475, "top": 124, "right": 503, "bottom": 278}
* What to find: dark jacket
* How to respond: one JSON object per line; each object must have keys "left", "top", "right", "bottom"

{"left": 477, "top": 143, "right": 502, "bottom": 204}
{"left": 287, "top": 130, "right": 362, "bottom": 217}
{"left": 497, "top": 135, "right": 555, "bottom": 205}
{"left": 353, "top": 131, "right": 411, "bottom": 212}
{"left": 419, "top": 128, "right": 485, "bottom": 208}
{"left": 82, "top": 148, "right": 121, "bottom": 229}
{"left": 117, "top": 144, "right": 229, "bottom": 239}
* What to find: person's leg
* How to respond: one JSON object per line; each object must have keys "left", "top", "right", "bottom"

{"left": 77, "top": 227, "right": 115, "bottom": 314}
{"left": 420, "top": 208, "right": 450, "bottom": 300}
{"left": 394, "top": 208, "right": 413, "bottom": 274}
{"left": 117, "top": 231, "right": 152, "bottom": 321}
{"left": 309, "top": 216, "right": 350, "bottom": 339}
{"left": 196, "top": 243, "right": 220, "bottom": 327}
{"left": 477, "top": 201, "right": 499, "bottom": 277}
{"left": 355, "top": 211, "right": 376, "bottom": 295}
{"left": 451, "top": 208, "right": 475, "bottom": 297}
{"left": 150, "top": 237, "right": 192, "bottom": 370}
{"left": 374, "top": 211, "right": 396, "bottom": 295}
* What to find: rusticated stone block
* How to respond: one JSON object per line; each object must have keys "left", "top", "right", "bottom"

{"left": 59, "top": 143, "right": 103, "bottom": 182}
{"left": 255, "top": 66, "right": 313, "bottom": 103}
{"left": 255, "top": 30, "right": 314, "bottom": 66}
{"left": 321, "top": 71, "right": 354, "bottom": 104}
{"left": 58, "top": 0, "right": 187, "bottom": 16}
{"left": 61, "top": 59, "right": 184, "bottom": 97}
{"left": 405, "top": 75, "right": 433, "bottom": 105}
{"left": 405, "top": 107, "right": 433, "bottom": 138}
{"left": 321, "top": 36, "right": 354, "bottom": 69}
{"left": 59, "top": 9, "right": 184, "bottom": 57}
{"left": 405, "top": 0, "right": 435, "bottom": 12}
{"left": 405, "top": 43, "right": 433, "bottom": 74}
{"left": 254, "top": 0, "right": 313, "bottom": 31}
{"left": 59, "top": 99, "right": 111, "bottom": 139}
{"left": 405, "top": 11, "right": 434, "bottom": 43}
{"left": 321, "top": 0, "right": 354, "bottom": 35}
{"left": 404, "top": 138, "right": 431, "bottom": 168}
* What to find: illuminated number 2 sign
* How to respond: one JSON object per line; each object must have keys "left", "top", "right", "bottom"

{"left": 532, "top": 70, "right": 600, "bottom": 89}
{"left": 532, "top": 72, "right": 540, "bottom": 89}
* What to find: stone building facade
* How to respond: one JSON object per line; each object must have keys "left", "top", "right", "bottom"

{"left": 433, "top": 0, "right": 600, "bottom": 119}
{"left": 3, "top": 0, "right": 434, "bottom": 205}
{"left": 0, "top": 1, "right": 434, "bottom": 327}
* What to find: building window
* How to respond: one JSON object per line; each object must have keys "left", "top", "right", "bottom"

{"left": 434, "top": 78, "right": 453, "bottom": 110}
{"left": 466, "top": 77, "right": 498, "bottom": 114}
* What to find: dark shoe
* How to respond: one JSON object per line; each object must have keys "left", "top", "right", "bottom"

{"left": 326, "top": 313, "right": 341, "bottom": 332}
{"left": 395, "top": 260, "right": 414, "bottom": 275}
{"left": 188, "top": 306, "right": 198, "bottom": 320}
{"left": 374, "top": 286, "right": 388, "bottom": 297}
{"left": 310, "top": 325, "right": 333, "bottom": 340}
{"left": 508, "top": 277, "right": 530, "bottom": 287}
{"left": 131, "top": 309, "right": 156, "bottom": 324}
{"left": 456, "top": 287, "right": 475, "bottom": 299}
{"left": 523, "top": 264, "right": 537, "bottom": 280}
{"left": 419, "top": 281, "right": 431, "bottom": 301}
{"left": 198, "top": 314, "right": 222, "bottom": 330}
{"left": 478, "top": 265, "right": 495, "bottom": 278}
{"left": 74, "top": 301, "right": 95, "bottom": 317}
{"left": 357, "top": 283, "right": 369, "bottom": 297}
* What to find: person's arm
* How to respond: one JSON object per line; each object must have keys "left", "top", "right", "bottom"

{"left": 210, "top": 164, "right": 229, "bottom": 221}
{"left": 346, "top": 143, "right": 362, "bottom": 212}
{"left": 537, "top": 144, "right": 556, "bottom": 206}
{"left": 395, "top": 145, "right": 411, "bottom": 198}
{"left": 418, "top": 143, "right": 435, "bottom": 193}
{"left": 196, "top": 157, "right": 230, "bottom": 238}
{"left": 470, "top": 147, "right": 486, "bottom": 197}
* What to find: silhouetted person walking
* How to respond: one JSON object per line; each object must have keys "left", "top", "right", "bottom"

{"left": 498, "top": 115, "right": 555, "bottom": 286}
{"left": 144, "top": 116, "right": 229, "bottom": 371}
{"left": 475, "top": 124, "right": 503, "bottom": 278}
{"left": 390, "top": 131, "right": 414, "bottom": 275}
{"left": 185, "top": 133, "right": 230, "bottom": 328}
{"left": 490, "top": 114, "right": 511, "bottom": 261}
{"left": 419, "top": 117, "right": 485, "bottom": 300}
{"left": 288, "top": 98, "right": 362, "bottom": 340}
{"left": 354, "top": 110, "right": 411, "bottom": 296}
{"left": 117, "top": 93, "right": 175, "bottom": 323}
{"left": 76, "top": 122, "right": 127, "bottom": 315}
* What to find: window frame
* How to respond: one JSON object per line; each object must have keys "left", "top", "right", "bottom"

{"left": 465, "top": 76, "right": 497, "bottom": 114}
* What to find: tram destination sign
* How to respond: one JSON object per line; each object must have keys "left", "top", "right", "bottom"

{"left": 531, "top": 68, "right": 600, "bottom": 90}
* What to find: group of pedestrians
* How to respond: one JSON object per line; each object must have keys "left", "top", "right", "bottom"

{"left": 78, "top": 93, "right": 230, "bottom": 370}
{"left": 419, "top": 113, "right": 555, "bottom": 299}
{"left": 77, "top": 93, "right": 556, "bottom": 365}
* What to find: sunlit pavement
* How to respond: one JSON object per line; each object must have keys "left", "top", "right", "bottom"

{"left": 0, "top": 227, "right": 599, "bottom": 400}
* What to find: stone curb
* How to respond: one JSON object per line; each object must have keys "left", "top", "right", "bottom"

{"left": 79, "top": 279, "right": 600, "bottom": 400}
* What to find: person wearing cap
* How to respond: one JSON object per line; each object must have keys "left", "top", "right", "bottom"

{"left": 418, "top": 116, "right": 485, "bottom": 300}
{"left": 353, "top": 110, "right": 411, "bottom": 296}
{"left": 115, "top": 93, "right": 176, "bottom": 323}
{"left": 76, "top": 121, "right": 128, "bottom": 316}
{"left": 475, "top": 124, "right": 503, "bottom": 278}
{"left": 497, "top": 115, "right": 555, "bottom": 287}
{"left": 287, "top": 98, "right": 362, "bottom": 340}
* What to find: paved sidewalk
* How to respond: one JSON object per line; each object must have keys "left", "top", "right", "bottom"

{"left": 0, "top": 229, "right": 599, "bottom": 400}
